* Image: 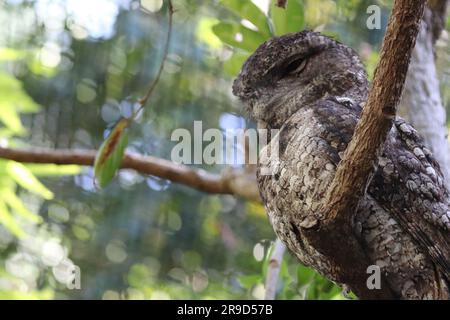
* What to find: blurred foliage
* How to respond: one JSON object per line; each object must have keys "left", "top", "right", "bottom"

{"left": 0, "top": 36, "right": 81, "bottom": 298}
{"left": 210, "top": 0, "right": 393, "bottom": 78}
{"left": 0, "top": 0, "right": 448, "bottom": 301}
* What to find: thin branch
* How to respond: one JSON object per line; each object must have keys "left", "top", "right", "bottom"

{"left": 264, "top": 239, "right": 286, "bottom": 300}
{"left": 0, "top": 147, "right": 260, "bottom": 202}
{"left": 138, "top": 0, "right": 174, "bottom": 108}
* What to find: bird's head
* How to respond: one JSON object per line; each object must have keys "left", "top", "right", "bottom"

{"left": 232, "top": 31, "right": 368, "bottom": 128}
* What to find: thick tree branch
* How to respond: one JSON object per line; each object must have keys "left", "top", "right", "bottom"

{"left": 325, "top": 3, "right": 426, "bottom": 221}
{"left": 301, "top": 0, "right": 427, "bottom": 299}
{"left": 0, "top": 147, "right": 260, "bottom": 202}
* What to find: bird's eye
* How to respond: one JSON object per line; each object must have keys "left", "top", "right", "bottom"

{"left": 282, "top": 58, "right": 308, "bottom": 76}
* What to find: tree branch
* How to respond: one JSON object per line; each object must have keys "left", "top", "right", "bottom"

{"left": 0, "top": 147, "right": 260, "bottom": 202}
{"left": 325, "top": 2, "right": 426, "bottom": 221}
{"left": 264, "top": 239, "right": 286, "bottom": 300}
{"left": 300, "top": 0, "right": 427, "bottom": 299}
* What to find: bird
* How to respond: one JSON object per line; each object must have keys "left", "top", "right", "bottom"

{"left": 232, "top": 30, "right": 450, "bottom": 299}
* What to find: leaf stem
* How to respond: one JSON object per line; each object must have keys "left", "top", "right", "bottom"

{"left": 136, "top": 0, "right": 174, "bottom": 113}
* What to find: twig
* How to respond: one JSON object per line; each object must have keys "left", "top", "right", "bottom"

{"left": 0, "top": 147, "right": 260, "bottom": 202}
{"left": 137, "top": 0, "right": 174, "bottom": 109}
{"left": 264, "top": 238, "right": 286, "bottom": 300}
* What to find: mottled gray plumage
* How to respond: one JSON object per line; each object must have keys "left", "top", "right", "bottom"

{"left": 233, "top": 31, "right": 450, "bottom": 299}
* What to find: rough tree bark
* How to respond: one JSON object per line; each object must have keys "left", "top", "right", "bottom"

{"left": 300, "top": 0, "right": 427, "bottom": 299}
{"left": 398, "top": 0, "right": 450, "bottom": 187}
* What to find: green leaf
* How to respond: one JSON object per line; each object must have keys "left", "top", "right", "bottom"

{"left": 0, "top": 72, "right": 40, "bottom": 113}
{"left": 0, "top": 201, "right": 25, "bottom": 238}
{"left": 279, "top": 256, "right": 289, "bottom": 279}
{"left": 0, "top": 48, "right": 25, "bottom": 61}
{"left": 237, "top": 274, "right": 261, "bottom": 289}
{"left": 0, "top": 72, "right": 40, "bottom": 135}
{"left": 25, "top": 164, "right": 82, "bottom": 176}
{"left": 297, "top": 264, "right": 315, "bottom": 285}
{"left": 0, "top": 285, "right": 54, "bottom": 300}
{"left": 94, "top": 118, "right": 129, "bottom": 188}
{"left": 0, "top": 104, "right": 26, "bottom": 134}
{"left": 220, "top": 0, "right": 272, "bottom": 38}
{"left": 5, "top": 161, "right": 54, "bottom": 199}
{"left": 0, "top": 188, "right": 42, "bottom": 223}
{"left": 270, "top": 0, "right": 305, "bottom": 36}
{"left": 196, "top": 17, "right": 223, "bottom": 49}
{"left": 223, "top": 51, "right": 250, "bottom": 76}
{"left": 212, "top": 22, "right": 266, "bottom": 52}
{"left": 330, "top": 291, "right": 346, "bottom": 300}
{"left": 27, "top": 52, "right": 58, "bottom": 77}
